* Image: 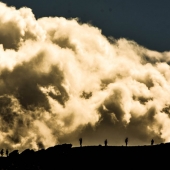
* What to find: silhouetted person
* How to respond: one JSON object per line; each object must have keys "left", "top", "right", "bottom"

{"left": 6, "top": 149, "right": 9, "bottom": 157}
{"left": 125, "top": 137, "right": 128, "bottom": 146}
{"left": 104, "top": 139, "right": 107, "bottom": 146}
{"left": 1, "top": 149, "right": 4, "bottom": 157}
{"left": 79, "top": 138, "right": 82, "bottom": 147}
{"left": 151, "top": 139, "right": 154, "bottom": 145}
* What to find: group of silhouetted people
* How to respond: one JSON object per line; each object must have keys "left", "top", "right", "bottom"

{"left": 0, "top": 149, "right": 9, "bottom": 157}
{"left": 124, "top": 138, "right": 154, "bottom": 146}
{"left": 79, "top": 138, "right": 108, "bottom": 147}
{"left": 79, "top": 137, "right": 155, "bottom": 147}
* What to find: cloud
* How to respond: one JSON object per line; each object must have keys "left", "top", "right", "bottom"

{"left": 0, "top": 2, "right": 170, "bottom": 150}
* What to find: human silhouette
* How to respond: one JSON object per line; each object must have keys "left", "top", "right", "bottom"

{"left": 1, "top": 149, "right": 4, "bottom": 157}
{"left": 6, "top": 149, "right": 9, "bottom": 157}
{"left": 151, "top": 139, "right": 154, "bottom": 145}
{"left": 79, "top": 138, "right": 82, "bottom": 147}
{"left": 104, "top": 139, "right": 107, "bottom": 146}
{"left": 125, "top": 137, "right": 128, "bottom": 146}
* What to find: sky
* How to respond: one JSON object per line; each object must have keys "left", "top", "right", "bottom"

{"left": 2, "top": 0, "right": 170, "bottom": 52}
{"left": 0, "top": 1, "right": 170, "bottom": 151}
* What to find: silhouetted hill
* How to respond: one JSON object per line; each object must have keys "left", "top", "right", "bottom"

{"left": 0, "top": 143, "right": 170, "bottom": 169}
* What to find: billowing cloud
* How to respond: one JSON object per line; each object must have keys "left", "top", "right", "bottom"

{"left": 0, "top": 2, "right": 170, "bottom": 151}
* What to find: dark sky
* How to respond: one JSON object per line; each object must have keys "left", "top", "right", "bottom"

{"left": 1, "top": 0, "right": 170, "bottom": 52}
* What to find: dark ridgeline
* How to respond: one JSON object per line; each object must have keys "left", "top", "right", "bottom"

{"left": 0, "top": 142, "right": 169, "bottom": 169}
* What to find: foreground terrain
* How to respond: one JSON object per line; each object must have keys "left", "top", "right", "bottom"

{"left": 0, "top": 143, "right": 169, "bottom": 169}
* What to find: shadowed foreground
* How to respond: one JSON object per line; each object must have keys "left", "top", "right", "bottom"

{"left": 0, "top": 143, "right": 170, "bottom": 169}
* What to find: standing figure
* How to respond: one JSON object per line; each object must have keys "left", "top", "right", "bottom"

{"left": 151, "top": 139, "right": 154, "bottom": 146}
{"left": 1, "top": 149, "right": 4, "bottom": 157}
{"left": 104, "top": 139, "right": 108, "bottom": 146}
{"left": 125, "top": 137, "right": 128, "bottom": 146}
{"left": 79, "top": 138, "right": 82, "bottom": 147}
{"left": 6, "top": 149, "right": 9, "bottom": 157}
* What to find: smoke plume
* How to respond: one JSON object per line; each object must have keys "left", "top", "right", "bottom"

{"left": 0, "top": 2, "right": 170, "bottom": 150}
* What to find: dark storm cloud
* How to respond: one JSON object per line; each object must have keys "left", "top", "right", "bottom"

{"left": 0, "top": 56, "right": 68, "bottom": 109}
{"left": 0, "top": 2, "right": 170, "bottom": 151}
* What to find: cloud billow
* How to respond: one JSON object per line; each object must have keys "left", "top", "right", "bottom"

{"left": 0, "top": 2, "right": 169, "bottom": 150}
